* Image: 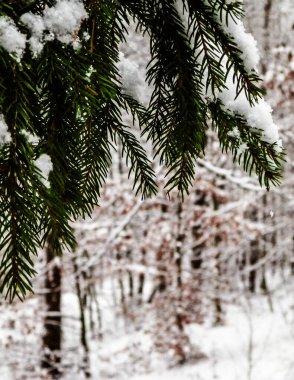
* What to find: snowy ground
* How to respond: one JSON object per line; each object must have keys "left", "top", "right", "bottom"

{"left": 56, "top": 276, "right": 294, "bottom": 380}
{"left": 1, "top": 275, "right": 294, "bottom": 380}
{"left": 127, "top": 300, "right": 294, "bottom": 380}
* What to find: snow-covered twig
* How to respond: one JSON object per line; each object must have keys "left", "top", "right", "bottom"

{"left": 197, "top": 158, "right": 263, "bottom": 191}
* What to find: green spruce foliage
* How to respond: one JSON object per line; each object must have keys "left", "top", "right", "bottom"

{"left": 0, "top": 0, "right": 284, "bottom": 300}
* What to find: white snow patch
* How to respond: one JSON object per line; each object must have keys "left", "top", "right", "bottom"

{"left": 20, "top": 13, "right": 45, "bottom": 56}
{"left": 21, "top": 12, "right": 45, "bottom": 37}
{"left": 43, "top": 0, "right": 87, "bottom": 45}
{"left": 219, "top": 74, "right": 282, "bottom": 150}
{"left": 21, "top": 0, "right": 87, "bottom": 56}
{"left": 129, "top": 296, "right": 294, "bottom": 380}
{"left": 219, "top": 8, "right": 259, "bottom": 71}
{"left": 22, "top": 130, "right": 40, "bottom": 144}
{"left": 0, "top": 17, "right": 27, "bottom": 61}
{"left": 117, "top": 52, "right": 146, "bottom": 102}
{"left": 0, "top": 114, "right": 12, "bottom": 144}
{"left": 35, "top": 154, "right": 53, "bottom": 187}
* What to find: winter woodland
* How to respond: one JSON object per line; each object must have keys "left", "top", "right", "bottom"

{"left": 0, "top": 0, "right": 293, "bottom": 379}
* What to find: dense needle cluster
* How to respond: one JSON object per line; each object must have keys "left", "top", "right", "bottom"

{"left": 0, "top": 0, "right": 284, "bottom": 300}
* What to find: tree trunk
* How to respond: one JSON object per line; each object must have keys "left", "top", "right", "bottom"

{"left": 212, "top": 192, "right": 224, "bottom": 326}
{"left": 72, "top": 254, "right": 91, "bottom": 378}
{"left": 262, "top": 0, "right": 273, "bottom": 74}
{"left": 42, "top": 236, "right": 62, "bottom": 379}
{"left": 137, "top": 247, "right": 146, "bottom": 301}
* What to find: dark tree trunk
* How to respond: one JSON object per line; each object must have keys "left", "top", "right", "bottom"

{"left": 212, "top": 191, "right": 224, "bottom": 326}
{"left": 247, "top": 205, "right": 262, "bottom": 293}
{"left": 248, "top": 239, "right": 259, "bottom": 293}
{"left": 72, "top": 255, "right": 91, "bottom": 378}
{"left": 175, "top": 202, "right": 185, "bottom": 338}
{"left": 262, "top": 0, "right": 273, "bottom": 74}
{"left": 128, "top": 270, "right": 134, "bottom": 298}
{"left": 42, "top": 236, "right": 62, "bottom": 379}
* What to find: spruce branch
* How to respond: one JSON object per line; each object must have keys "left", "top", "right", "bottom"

{"left": 0, "top": 0, "right": 285, "bottom": 300}
{"left": 208, "top": 100, "right": 285, "bottom": 190}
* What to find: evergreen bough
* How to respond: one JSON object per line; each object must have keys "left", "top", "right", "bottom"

{"left": 0, "top": 0, "right": 284, "bottom": 300}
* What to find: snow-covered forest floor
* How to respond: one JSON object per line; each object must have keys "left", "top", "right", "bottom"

{"left": 61, "top": 278, "right": 294, "bottom": 380}
{"left": 1, "top": 273, "right": 294, "bottom": 380}
{"left": 0, "top": 1, "right": 294, "bottom": 379}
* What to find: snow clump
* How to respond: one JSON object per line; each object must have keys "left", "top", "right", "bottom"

{"left": 35, "top": 154, "right": 53, "bottom": 188}
{"left": 219, "top": 74, "right": 282, "bottom": 150}
{"left": 21, "top": 0, "right": 88, "bottom": 57}
{"left": 117, "top": 52, "right": 146, "bottom": 102}
{"left": 21, "top": 130, "right": 40, "bottom": 145}
{"left": 222, "top": 18, "right": 260, "bottom": 71}
{"left": 0, "top": 114, "right": 12, "bottom": 145}
{"left": 20, "top": 13, "right": 45, "bottom": 56}
{"left": 0, "top": 17, "right": 27, "bottom": 61}
{"left": 42, "top": 0, "right": 88, "bottom": 45}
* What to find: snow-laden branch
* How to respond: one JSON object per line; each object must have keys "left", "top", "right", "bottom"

{"left": 74, "top": 200, "right": 143, "bottom": 277}
{"left": 197, "top": 158, "right": 263, "bottom": 191}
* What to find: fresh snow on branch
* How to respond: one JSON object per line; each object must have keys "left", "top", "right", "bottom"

{"left": 221, "top": 18, "right": 260, "bottom": 72}
{"left": 217, "top": 9, "right": 281, "bottom": 149}
{"left": 219, "top": 73, "right": 282, "bottom": 150}
{"left": 174, "top": 1, "right": 282, "bottom": 151}
{"left": 20, "top": 13, "right": 45, "bottom": 56}
{"left": 0, "top": 114, "right": 12, "bottom": 144}
{"left": 197, "top": 158, "right": 262, "bottom": 191}
{"left": 0, "top": 17, "right": 26, "bottom": 61}
{"left": 35, "top": 154, "right": 53, "bottom": 188}
{"left": 21, "top": 130, "right": 40, "bottom": 145}
{"left": 0, "top": 0, "right": 87, "bottom": 59}
{"left": 117, "top": 52, "right": 146, "bottom": 102}
{"left": 42, "top": 0, "right": 88, "bottom": 44}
